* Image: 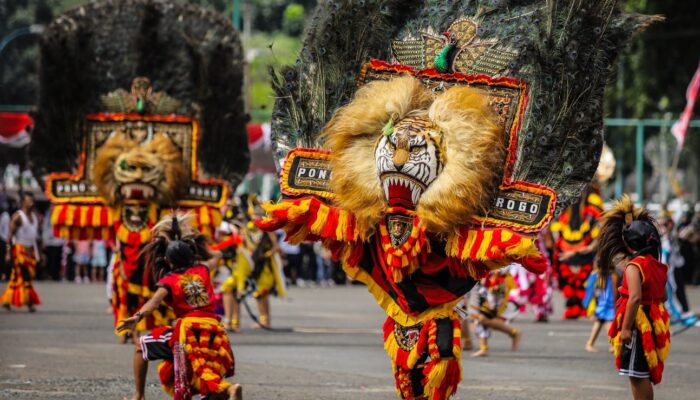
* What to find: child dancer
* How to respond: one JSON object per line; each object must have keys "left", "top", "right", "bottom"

{"left": 469, "top": 269, "right": 522, "bottom": 357}
{"left": 118, "top": 213, "right": 242, "bottom": 400}
{"left": 597, "top": 196, "right": 670, "bottom": 399}
{"left": 224, "top": 220, "right": 285, "bottom": 330}
{"left": 583, "top": 263, "right": 617, "bottom": 352}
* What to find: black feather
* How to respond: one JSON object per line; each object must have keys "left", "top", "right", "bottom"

{"left": 30, "top": 0, "right": 250, "bottom": 186}
{"left": 270, "top": 0, "right": 661, "bottom": 215}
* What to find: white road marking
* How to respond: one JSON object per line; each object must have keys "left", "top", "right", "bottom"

{"left": 547, "top": 331, "right": 589, "bottom": 337}
{"left": 292, "top": 327, "right": 382, "bottom": 334}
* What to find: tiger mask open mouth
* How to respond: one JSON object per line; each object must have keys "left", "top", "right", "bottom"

{"left": 375, "top": 116, "right": 443, "bottom": 208}
{"left": 323, "top": 76, "right": 504, "bottom": 236}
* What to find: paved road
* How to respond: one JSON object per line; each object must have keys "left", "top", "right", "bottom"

{"left": 1, "top": 282, "right": 699, "bottom": 399}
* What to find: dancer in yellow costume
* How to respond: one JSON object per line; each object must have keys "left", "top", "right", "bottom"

{"left": 221, "top": 199, "right": 285, "bottom": 331}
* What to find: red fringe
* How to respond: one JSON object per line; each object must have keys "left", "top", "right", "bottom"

{"left": 422, "top": 358, "right": 461, "bottom": 400}
{"left": 211, "top": 234, "right": 242, "bottom": 250}
{"left": 159, "top": 361, "right": 175, "bottom": 389}
{"left": 521, "top": 256, "right": 547, "bottom": 274}
{"left": 393, "top": 367, "right": 415, "bottom": 399}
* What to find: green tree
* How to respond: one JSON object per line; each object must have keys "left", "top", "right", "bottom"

{"left": 247, "top": 32, "right": 302, "bottom": 121}
{"left": 0, "top": 0, "right": 85, "bottom": 106}
{"left": 249, "top": 0, "right": 315, "bottom": 32}
{"left": 605, "top": 1, "right": 700, "bottom": 199}
{"left": 0, "top": 0, "right": 46, "bottom": 105}
{"left": 282, "top": 3, "right": 305, "bottom": 36}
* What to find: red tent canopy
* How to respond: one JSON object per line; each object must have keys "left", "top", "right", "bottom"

{"left": 246, "top": 122, "right": 276, "bottom": 173}
{"left": 0, "top": 112, "right": 32, "bottom": 148}
{"left": 247, "top": 123, "right": 264, "bottom": 148}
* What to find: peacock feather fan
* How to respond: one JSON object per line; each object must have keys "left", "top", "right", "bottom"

{"left": 270, "top": 0, "right": 660, "bottom": 216}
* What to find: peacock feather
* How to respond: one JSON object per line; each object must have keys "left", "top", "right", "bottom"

{"left": 433, "top": 41, "right": 456, "bottom": 73}
{"left": 136, "top": 98, "right": 145, "bottom": 114}
{"left": 270, "top": 0, "right": 660, "bottom": 214}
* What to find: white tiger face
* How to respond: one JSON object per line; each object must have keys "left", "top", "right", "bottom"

{"left": 375, "top": 116, "right": 443, "bottom": 208}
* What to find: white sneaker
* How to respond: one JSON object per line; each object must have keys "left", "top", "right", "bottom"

{"left": 681, "top": 311, "right": 696, "bottom": 319}
{"left": 75, "top": 276, "right": 82, "bottom": 283}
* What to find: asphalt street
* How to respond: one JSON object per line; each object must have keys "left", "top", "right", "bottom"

{"left": 1, "top": 282, "right": 699, "bottom": 399}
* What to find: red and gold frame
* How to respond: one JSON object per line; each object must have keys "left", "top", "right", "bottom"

{"left": 279, "top": 148, "right": 335, "bottom": 201}
{"left": 471, "top": 181, "right": 556, "bottom": 233}
{"left": 46, "top": 112, "right": 228, "bottom": 208}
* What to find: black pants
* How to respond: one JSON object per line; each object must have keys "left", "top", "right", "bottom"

{"left": 45, "top": 245, "right": 63, "bottom": 281}
{"left": 299, "top": 244, "right": 317, "bottom": 281}
{"left": 0, "top": 239, "right": 7, "bottom": 281}
{"left": 64, "top": 251, "right": 76, "bottom": 282}
{"left": 284, "top": 253, "right": 302, "bottom": 283}
{"left": 674, "top": 266, "right": 690, "bottom": 313}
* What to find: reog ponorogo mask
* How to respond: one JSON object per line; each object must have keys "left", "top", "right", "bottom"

{"left": 258, "top": 1, "right": 658, "bottom": 400}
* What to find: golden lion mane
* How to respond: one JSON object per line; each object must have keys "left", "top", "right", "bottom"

{"left": 323, "top": 76, "right": 505, "bottom": 237}
{"left": 93, "top": 130, "right": 187, "bottom": 206}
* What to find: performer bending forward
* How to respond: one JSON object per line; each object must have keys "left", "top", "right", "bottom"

{"left": 2, "top": 192, "right": 41, "bottom": 312}
{"left": 118, "top": 213, "right": 241, "bottom": 400}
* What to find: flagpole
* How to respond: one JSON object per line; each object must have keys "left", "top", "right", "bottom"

{"left": 668, "top": 130, "right": 684, "bottom": 198}
{"left": 659, "top": 112, "right": 671, "bottom": 203}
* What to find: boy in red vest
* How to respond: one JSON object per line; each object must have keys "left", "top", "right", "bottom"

{"left": 118, "top": 213, "right": 242, "bottom": 400}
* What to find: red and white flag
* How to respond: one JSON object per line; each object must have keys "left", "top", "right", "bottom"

{"left": 246, "top": 122, "right": 276, "bottom": 173}
{"left": 672, "top": 62, "right": 700, "bottom": 150}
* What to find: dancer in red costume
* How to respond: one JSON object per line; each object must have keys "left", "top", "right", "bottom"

{"left": 598, "top": 196, "right": 670, "bottom": 399}
{"left": 2, "top": 193, "right": 41, "bottom": 312}
{"left": 550, "top": 186, "right": 603, "bottom": 319}
{"left": 256, "top": 2, "right": 656, "bottom": 398}
{"left": 119, "top": 213, "right": 242, "bottom": 400}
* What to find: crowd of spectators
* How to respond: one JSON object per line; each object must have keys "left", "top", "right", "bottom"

{"left": 2, "top": 188, "right": 698, "bottom": 298}
{"left": 660, "top": 207, "right": 700, "bottom": 318}
{"left": 0, "top": 193, "right": 346, "bottom": 287}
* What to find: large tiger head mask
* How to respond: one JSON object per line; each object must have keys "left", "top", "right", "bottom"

{"left": 93, "top": 129, "right": 187, "bottom": 207}
{"left": 323, "top": 76, "right": 504, "bottom": 237}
